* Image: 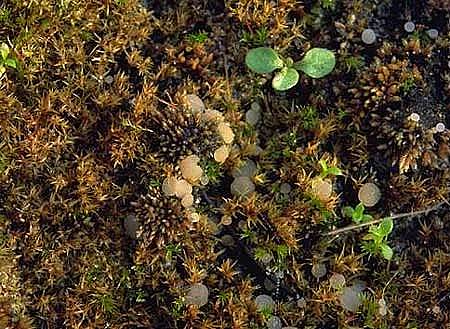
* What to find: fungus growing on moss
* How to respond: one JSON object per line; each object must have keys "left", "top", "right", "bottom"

{"left": 231, "top": 176, "right": 255, "bottom": 197}
{"left": 358, "top": 182, "right": 381, "bottom": 207}
{"left": 311, "top": 178, "right": 333, "bottom": 202}
{"left": 232, "top": 159, "right": 257, "bottom": 178}
{"left": 214, "top": 145, "right": 230, "bottom": 163}
{"left": 408, "top": 112, "right": 420, "bottom": 122}
{"left": 180, "top": 155, "right": 203, "bottom": 183}
{"left": 404, "top": 21, "right": 415, "bottom": 32}
{"left": 186, "top": 94, "right": 206, "bottom": 114}
{"left": 361, "top": 28, "right": 376, "bottom": 44}
{"left": 330, "top": 273, "right": 346, "bottom": 289}
{"left": 426, "top": 29, "right": 439, "bottom": 39}
{"left": 217, "top": 122, "right": 235, "bottom": 144}
{"left": 435, "top": 122, "right": 446, "bottom": 132}
{"left": 311, "top": 262, "right": 327, "bottom": 279}
{"left": 246, "top": 108, "right": 261, "bottom": 125}
{"left": 267, "top": 316, "right": 282, "bottom": 329}
{"left": 255, "top": 294, "right": 275, "bottom": 312}
{"left": 185, "top": 283, "right": 209, "bottom": 307}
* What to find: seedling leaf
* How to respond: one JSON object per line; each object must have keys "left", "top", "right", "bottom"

{"left": 295, "top": 48, "right": 336, "bottom": 78}
{"left": 245, "top": 47, "right": 284, "bottom": 74}
{"left": 327, "top": 166, "right": 343, "bottom": 176}
{"left": 353, "top": 203, "right": 365, "bottom": 220}
{"left": 380, "top": 244, "right": 393, "bottom": 260}
{"left": 378, "top": 218, "right": 393, "bottom": 237}
{"left": 4, "top": 58, "right": 16, "bottom": 69}
{"left": 342, "top": 206, "right": 354, "bottom": 218}
{"left": 0, "top": 43, "right": 9, "bottom": 61}
{"left": 272, "top": 67, "right": 299, "bottom": 91}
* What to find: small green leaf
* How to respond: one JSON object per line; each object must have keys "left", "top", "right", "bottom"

{"left": 380, "top": 244, "right": 393, "bottom": 260}
{"left": 0, "top": 43, "right": 9, "bottom": 61}
{"left": 342, "top": 206, "right": 354, "bottom": 218}
{"left": 353, "top": 203, "right": 365, "bottom": 220}
{"left": 378, "top": 218, "right": 393, "bottom": 237}
{"left": 272, "top": 67, "right": 299, "bottom": 91}
{"left": 0, "top": 66, "right": 5, "bottom": 77}
{"left": 4, "top": 58, "right": 16, "bottom": 69}
{"left": 295, "top": 48, "right": 336, "bottom": 78}
{"left": 319, "top": 159, "right": 328, "bottom": 172}
{"left": 245, "top": 47, "right": 284, "bottom": 74}
{"left": 362, "top": 214, "right": 373, "bottom": 222}
{"left": 327, "top": 166, "right": 343, "bottom": 176}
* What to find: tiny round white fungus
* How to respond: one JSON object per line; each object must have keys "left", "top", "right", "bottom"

{"left": 104, "top": 75, "right": 114, "bottom": 84}
{"left": 426, "top": 29, "right": 439, "bottom": 39}
{"left": 124, "top": 214, "right": 139, "bottom": 239}
{"left": 311, "top": 263, "right": 327, "bottom": 279}
{"left": 311, "top": 178, "right": 333, "bottom": 202}
{"left": 330, "top": 273, "right": 346, "bottom": 289}
{"left": 186, "top": 94, "right": 205, "bottom": 114}
{"left": 251, "top": 101, "right": 262, "bottom": 113}
{"left": 185, "top": 283, "right": 209, "bottom": 307}
{"left": 246, "top": 109, "right": 261, "bottom": 125}
{"left": 280, "top": 183, "right": 292, "bottom": 195}
{"left": 181, "top": 193, "right": 194, "bottom": 208}
{"left": 358, "top": 182, "right": 381, "bottom": 207}
{"left": 217, "top": 122, "right": 235, "bottom": 144}
{"left": 404, "top": 21, "right": 415, "bottom": 33}
{"left": 180, "top": 155, "right": 203, "bottom": 183}
{"left": 339, "top": 286, "right": 362, "bottom": 312}
{"left": 409, "top": 112, "right": 420, "bottom": 122}
{"left": 232, "top": 159, "right": 257, "bottom": 178}
{"left": 255, "top": 294, "right": 275, "bottom": 311}
{"left": 361, "top": 28, "right": 376, "bottom": 44}
{"left": 231, "top": 176, "right": 255, "bottom": 197}
{"left": 214, "top": 145, "right": 230, "bottom": 163}
{"left": 435, "top": 122, "right": 446, "bottom": 132}
{"left": 267, "top": 316, "right": 282, "bottom": 329}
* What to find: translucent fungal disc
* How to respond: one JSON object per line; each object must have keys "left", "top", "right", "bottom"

{"left": 255, "top": 294, "right": 275, "bottom": 311}
{"left": 361, "top": 29, "right": 376, "bottom": 44}
{"left": 435, "top": 122, "right": 446, "bottom": 132}
{"left": 426, "top": 29, "right": 439, "bottom": 39}
{"left": 230, "top": 176, "right": 255, "bottom": 197}
{"left": 404, "top": 21, "right": 415, "bottom": 32}
{"left": 214, "top": 145, "right": 230, "bottom": 163}
{"left": 358, "top": 182, "right": 381, "bottom": 207}
{"left": 185, "top": 283, "right": 209, "bottom": 307}
{"left": 217, "top": 122, "right": 235, "bottom": 144}
{"left": 186, "top": 94, "right": 205, "bottom": 114}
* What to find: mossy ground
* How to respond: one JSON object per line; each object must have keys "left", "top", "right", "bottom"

{"left": 0, "top": 0, "right": 450, "bottom": 328}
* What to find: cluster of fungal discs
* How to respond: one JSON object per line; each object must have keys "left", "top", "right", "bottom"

{"left": 358, "top": 182, "right": 381, "bottom": 207}
{"left": 147, "top": 93, "right": 234, "bottom": 166}
{"left": 230, "top": 159, "right": 257, "bottom": 197}
{"left": 160, "top": 94, "right": 234, "bottom": 208}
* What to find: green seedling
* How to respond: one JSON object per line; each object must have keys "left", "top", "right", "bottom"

{"left": 318, "top": 159, "right": 343, "bottom": 179}
{"left": 0, "top": 42, "right": 18, "bottom": 78}
{"left": 343, "top": 202, "right": 373, "bottom": 224}
{"left": 187, "top": 31, "right": 208, "bottom": 44}
{"left": 362, "top": 217, "right": 394, "bottom": 260}
{"left": 245, "top": 47, "right": 335, "bottom": 91}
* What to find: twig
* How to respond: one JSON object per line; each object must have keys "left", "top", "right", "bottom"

{"left": 326, "top": 201, "right": 446, "bottom": 236}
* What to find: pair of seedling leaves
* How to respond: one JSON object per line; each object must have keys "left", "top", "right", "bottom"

{"left": 0, "top": 43, "right": 18, "bottom": 77}
{"left": 245, "top": 47, "right": 335, "bottom": 91}
{"left": 343, "top": 203, "right": 394, "bottom": 260}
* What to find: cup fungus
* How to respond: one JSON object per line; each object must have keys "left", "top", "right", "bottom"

{"left": 185, "top": 283, "right": 209, "bottom": 307}
{"left": 358, "top": 182, "right": 381, "bottom": 207}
